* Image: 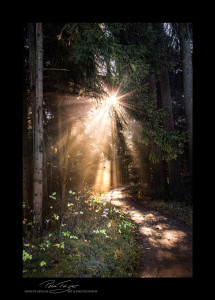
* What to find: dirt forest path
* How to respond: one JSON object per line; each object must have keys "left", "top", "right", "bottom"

{"left": 105, "top": 187, "right": 193, "bottom": 278}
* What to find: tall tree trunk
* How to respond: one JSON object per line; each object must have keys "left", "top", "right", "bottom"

{"left": 149, "top": 74, "right": 168, "bottom": 199}
{"left": 160, "top": 70, "right": 183, "bottom": 198}
{"left": 28, "top": 23, "right": 36, "bottom": 208}
{"left": 153, "top": 22, "right": 183, "bottom": 199}
{"left": 23, "top": 93, "right": 29, "bottom": 208}
{"left": 33, "top": 23, "right": 43, "bottom": 237}
{"left": 178, "top": 23, "right": 193, "bottom": 175}
{"left": 23, "top": 166, "right": 28, "bottom": 220}
{"left": 28, "top": 23, "right": 36, "bottom": 89}
{"left": 141, "top": 144, "right": 152, "bottom": 193}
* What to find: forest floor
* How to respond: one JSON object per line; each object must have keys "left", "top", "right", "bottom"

{"left": 105, "top": 187, "right": 193, "bottom": 278}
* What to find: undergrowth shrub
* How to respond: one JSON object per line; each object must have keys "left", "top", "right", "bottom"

{"left": 23, "top": 190, "right": 141, "bottom": 278}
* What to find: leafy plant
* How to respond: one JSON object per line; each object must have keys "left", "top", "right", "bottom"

{"left": 49, "top": 192, "right": 57, "bottom": 200}
{"left": 53, "top": 214, "right": 60, "bottom": 220}
{"left": 39, "top": 244, "right": 46, "bottom": 251}
{"left": 40, "top": 261, "right": 46, "bottom": 267}
{"left": 46, "top": 240, "right": 51, "bottom": 247}
{"left": 70, "top": 235, "right": 78, "bottom": 240}
{"left": 23, "top": 250, "right": 32, "bottom": 261}
{"left": 23, "top": 191, "right": 141, "bottom": 278}
{"left": 76, "top": 227, "right": 82, "bottom": 234}
{"left": 62, "top": 231, "right": 71, "bottom": 237}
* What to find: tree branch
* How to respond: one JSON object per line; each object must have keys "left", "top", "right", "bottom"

{"left": 43, "top": 68, "right": 70, "bottom": 71}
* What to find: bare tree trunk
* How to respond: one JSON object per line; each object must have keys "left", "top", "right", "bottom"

{"left": 23, "top": 95, "right": 33, "bottom": 210}
{"left": 149, "top": 74, "right": 168, "bottom": 199}
{"left": 178, "top": 23, "right": 193, "bottom": 174}
{"left": 23, "top": 93, "right": 29, "bottom": 208}
{"left": 28, "top": 23, "right": 36, "bottom": 207}
{"left": 28, "top": 23, "right": 36, "bottom": 89}
{"left": 33, "top": 23, "right": 43, "bottom": 237}
{"left": 23, "top": 168, "right": 28, "bottom": 220}
{"left": 160, "top": 70, "right": 183, "bottom": 199}
{"left": 141, "top": 144, "right": 152, "bottom": 195}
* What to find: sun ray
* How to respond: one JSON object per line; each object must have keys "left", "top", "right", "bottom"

{"left": 53, "top": 82, "right": 147, "bottom": 194}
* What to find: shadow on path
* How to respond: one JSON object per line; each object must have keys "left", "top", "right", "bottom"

{"left": 106, "top": 187, "right": 193, "bottom": 278}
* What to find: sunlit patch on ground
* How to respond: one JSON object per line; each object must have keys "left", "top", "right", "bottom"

{"left": 105, "top": 188, "right": 126, "bottom": 201}
{"left": 105, "top": 188, "right": 193, "bottom": 278}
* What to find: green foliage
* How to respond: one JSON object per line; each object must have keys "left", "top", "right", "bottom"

{"left": 62, "top": 231, "right": 71, "bottom": 237}
{"left": 49, "top": 192, "right": 57, "bottom": 200}
{"left": 23, "top": 191, "right": 141, "bottom": 278}
{"left": 141, "top": 127, "right": 187, "bottom": 163}
{"left": 40, "top": 261, "right": 46, "bottom": 267}
{"left": 39, "top": 244, "right": 46, "bottom": 251}
{"left": 69, "top": 190, "right": 76, "bottom": 195}
{"left": 46, "top": 240, "right": 51, "bottom": 247}
{"left": 23, "top": 250, "right": 32, "bottom": 261}
{"left": 70, "top": 235, "right": 78, "bottom": 240}
{"left": 60, "top": 23, "right": 111, "bottom": 97}
{"left": 53, "top": 213, "right": 60, "bottom": 220}
{"left": 137, "top": 98, "right": 188, "bottom": 163}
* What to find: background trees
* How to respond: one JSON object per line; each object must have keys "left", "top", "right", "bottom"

{"left": 23, "top": 22, "right": 193, "bottom": 237}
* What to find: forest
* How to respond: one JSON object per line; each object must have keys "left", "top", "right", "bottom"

{"left": 22, "top": 22, "right": 193, "bottom": 279}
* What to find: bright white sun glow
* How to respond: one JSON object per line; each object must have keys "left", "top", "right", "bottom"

{"left": 108, "top": 95, "right": 117, "bottom": 106}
